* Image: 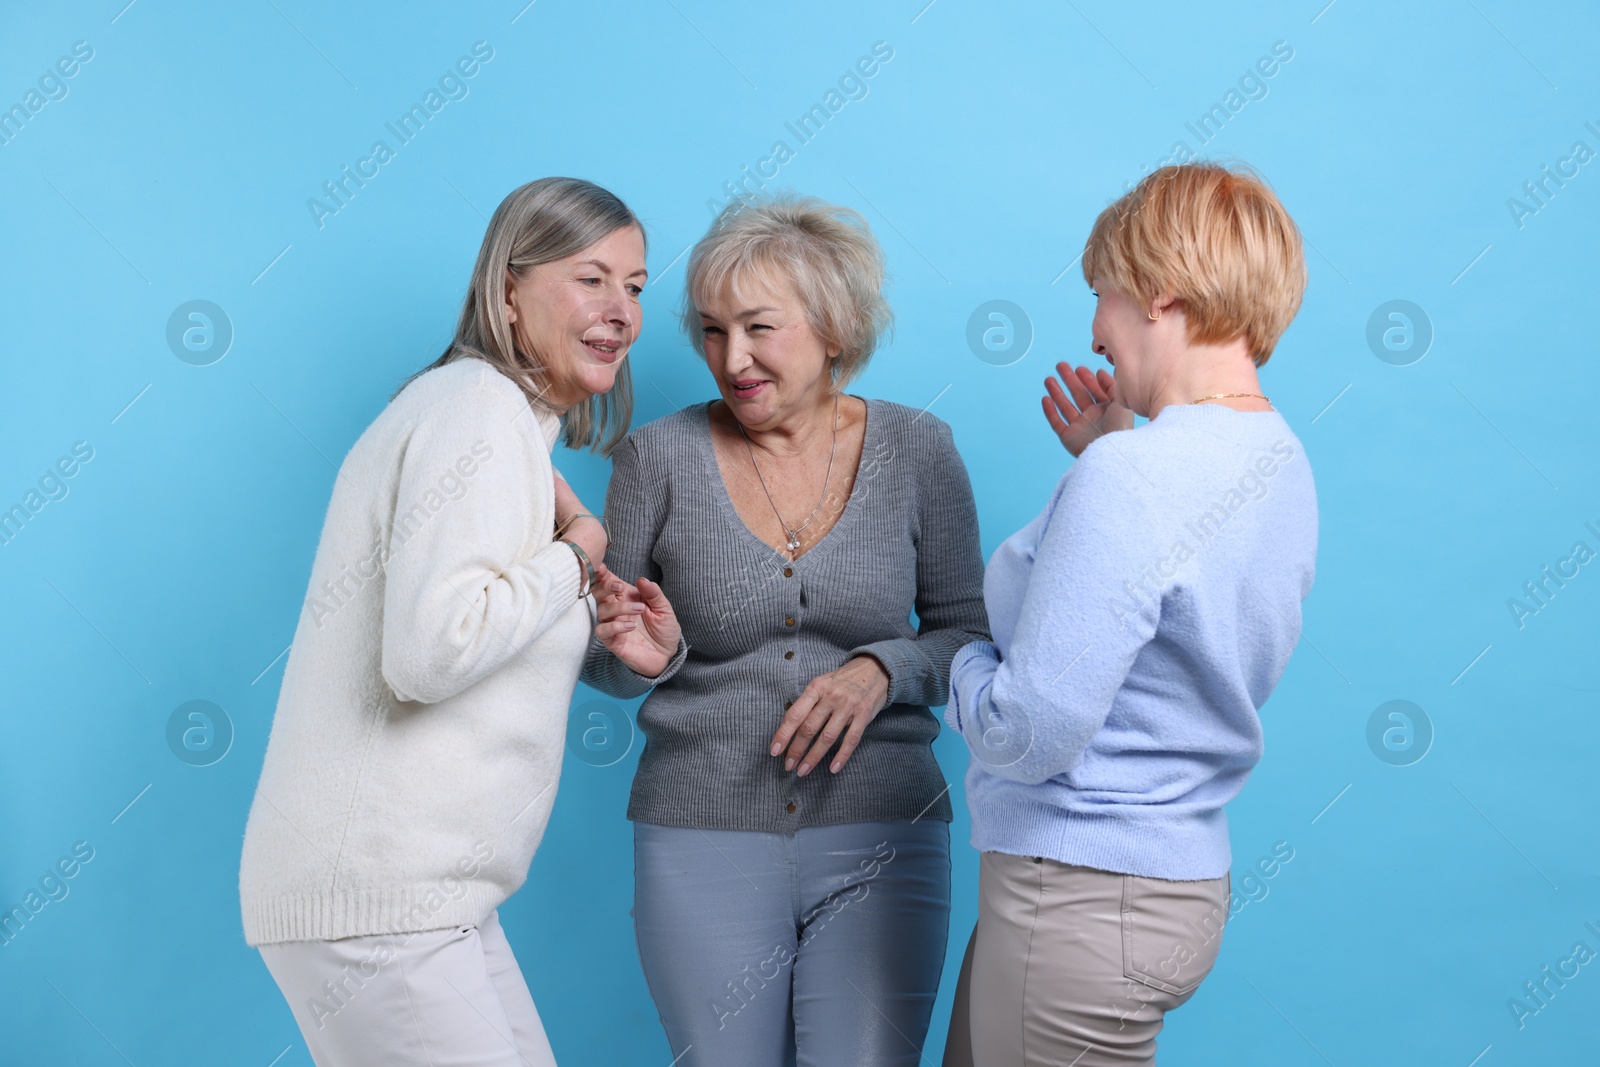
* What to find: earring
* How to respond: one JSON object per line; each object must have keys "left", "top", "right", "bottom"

{"left": 1148, "top": 310, "right": 1160, "bottom": 321}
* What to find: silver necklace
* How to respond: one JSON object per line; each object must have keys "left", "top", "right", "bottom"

{"left": 738, "top": 394, "right": 840, "bottom": 554}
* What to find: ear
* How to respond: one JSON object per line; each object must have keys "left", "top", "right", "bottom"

{"left": 504, "top": 270, "right": 520, "bottom": 325}
{"left": 1150, "top": 293, "right": 1177, "bottom": 319}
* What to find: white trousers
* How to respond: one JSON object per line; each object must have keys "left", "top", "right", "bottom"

{"left": 259, "top": 910, "right": 557, "bottom": 1067}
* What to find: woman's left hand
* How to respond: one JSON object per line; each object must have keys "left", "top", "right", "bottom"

{"left": 769, "top": 656, "right": 891, "bottom": 777}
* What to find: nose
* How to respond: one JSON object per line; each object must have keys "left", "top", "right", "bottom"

{"left": 723, "top": 331, "right": 755, "bottom": 372}
{"left": 594, "top": 290, "right": 636, "bottom": 336}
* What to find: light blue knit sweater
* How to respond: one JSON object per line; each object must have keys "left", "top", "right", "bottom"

{"left": 947, "top": 403, "right": 1318, "bottom": 880}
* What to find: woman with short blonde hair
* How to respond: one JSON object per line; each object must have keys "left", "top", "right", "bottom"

{"left": 582, "top": 194, "right": 990, "bottom": 1065}
{"left": 680, "top": 194, "right": 892, "bottom": 387}
{"left": 943, "top": 162, "right": 1317, "bottom": 1066}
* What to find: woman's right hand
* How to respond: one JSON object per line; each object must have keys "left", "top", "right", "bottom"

{"left": 593, "top": 569, "right": 682, "bottom": 678}
{"left": 1042, "top": 362, "right": 1133, "bottom": 457}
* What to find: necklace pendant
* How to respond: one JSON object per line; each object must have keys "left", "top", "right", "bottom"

{"left": 786, "top": 536, "right": 800, "bottom": 551}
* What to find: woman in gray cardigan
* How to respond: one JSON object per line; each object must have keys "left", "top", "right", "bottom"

{"left": 580, "top": 195, "right": 989, "bottom": 1066}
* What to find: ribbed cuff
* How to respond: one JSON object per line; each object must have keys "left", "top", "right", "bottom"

{"left": 584, "top": 632, "right": 689, "bottom": 692}
{"left": 531, "top": 539, "right": 586, "bottom": 606}
{"left": 848, "top": 638, "right": 921, "bottom": 706}
{"left": 947, "top": 639, "right": 999, "bottom": 734}
{"left": 633, "top": 632, "right": 689, "bottom": 687}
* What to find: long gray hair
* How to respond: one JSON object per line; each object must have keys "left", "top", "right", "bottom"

{"left": 404, "top": 177, "right": 643, "bottom": 455}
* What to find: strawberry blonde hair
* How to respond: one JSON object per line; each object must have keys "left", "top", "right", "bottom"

{"left": 1082, "top": 162, "right": 1305, "bottom": 365}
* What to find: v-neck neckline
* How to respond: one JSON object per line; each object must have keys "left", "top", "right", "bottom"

{"left": 695, "top": 396, "right": 878, "bottom": 567}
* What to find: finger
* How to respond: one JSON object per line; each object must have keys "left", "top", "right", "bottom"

{"left": 591, "top": 581, "right": 628, "bottom": 607}
{"left": 796, "top": 709, "right": 850, "bottom": 777}
{"left": 595, "top": 597, "right": 646, "bottom": 623}
{"left": 598, "top": 576, "right": 643, "bottom": 603}
{"left": 1097, "top": 368, "right": 1116, "bottom": 397}
{"left": 593, "top": 618, "right": 638, "bottom": 642}
{"left": 770, "top": 685, "right": 823, "bottom": 757}
{"left": 781, "top": 696, "right": 834, "bottom": 769}
{"left": 1059, "top": 364, "right": 1097, "bottom": 414}
{"left": 1076, "top": 365, "right": 1111, "bottom": 405}
{"left": 1041, "top": 395, "right": 1070, "bottom": 439}
{"left": 635, "top": 576, "right": 673, "bottom": 613}
{"left": 1043, "top": 372, "right": 1077, "bottom": 416}
{"left": 828, "top": 715, "right": 871, "bottom": 774}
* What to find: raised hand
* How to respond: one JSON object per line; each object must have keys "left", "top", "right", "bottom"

{"left": 768, "top": 655, "right": 891, "bottom": 777}
{"left": 592, "top": 567, "right": 682, "bottom": 679}
{"left": 1041, "top": 362, "right": 1133, "bottom": 457}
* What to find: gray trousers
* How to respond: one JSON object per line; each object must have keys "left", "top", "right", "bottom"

{"left": 943, "top": 852, "right": 1230, "bottom": 1066}
{"left": 633, "top": 818, "right": 951, "bottom": 1067}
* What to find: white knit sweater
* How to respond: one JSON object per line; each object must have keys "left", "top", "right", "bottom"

{"left": 239, "top": 358, "right": 592, "bottom": 945}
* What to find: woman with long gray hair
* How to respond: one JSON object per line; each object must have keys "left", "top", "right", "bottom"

{"left": 239, "top": 176, "right": 646, "bottom": 1066}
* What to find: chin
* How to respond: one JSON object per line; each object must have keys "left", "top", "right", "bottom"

{"left": 578, "top": 365, "right": 622, "bottom": 398}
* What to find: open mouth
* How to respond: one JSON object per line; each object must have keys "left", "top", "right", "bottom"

{"left": 730, "top": 379, "right": 768, "bottom": 399}
{"left": 583, "top": 337, "right": 623, "bottom": 363}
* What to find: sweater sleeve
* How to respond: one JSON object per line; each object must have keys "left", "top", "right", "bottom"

{"left": 379, "top": 386, "right": 583, "bottom": 705}
{"left": 849, "top": 418, "right": 991, "bottom": 707}
{"left": 946, "top": 443, "right": 1165, "bottom": 785}
{"left": 580, "top": 434, "right": 689, "bottom": 698}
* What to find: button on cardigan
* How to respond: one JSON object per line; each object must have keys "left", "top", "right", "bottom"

{"left": 581, "top": 398, "right": 991, "bottom": 832}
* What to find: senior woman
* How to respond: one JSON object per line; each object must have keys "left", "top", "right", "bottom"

{"left": 941, "top": 162, "right": 1319, "bottom": 1066}
{"left": 580, "top": 195, "right": 989, "bottom": 1066}
{"left": 239, "top": 177, "right": 645, "bottom": 1066}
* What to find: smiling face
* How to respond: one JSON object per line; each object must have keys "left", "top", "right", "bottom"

{"left": 505, "top": 224, "right": 647, "bottom": 411}
{"left": 1090, "top": 276, "right": 1168, "bottom": 417}
{"left": 698, "top": 270, "right": 837, "bottom": 429}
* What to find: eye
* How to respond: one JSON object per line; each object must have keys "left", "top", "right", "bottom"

{"left": 626, "top": 284, "right": 643, "bottom": 297}
{"left": 581, "top": 277, "right": 601, "bottom": 286}
{"left": 701, "top": 325, "right": 724, "bottom": 337}
{"left": 748, "top": 322, "right": 772, "bottom": 332}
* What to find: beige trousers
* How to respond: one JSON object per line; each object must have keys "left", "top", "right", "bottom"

{"left": 943, "top": 852, "right": 1230, "bottom": 1066}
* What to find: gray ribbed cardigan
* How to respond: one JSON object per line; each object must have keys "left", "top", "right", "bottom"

{"left": 580, "top": 397, "right": 990, "bottom": 832}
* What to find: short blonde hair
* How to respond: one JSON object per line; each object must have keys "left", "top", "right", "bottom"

{"left": 1082, "top": 162, "right": 1305, "bottom": 365}
{"left": 682, "top": 195, "right": 892, "bottom": 388}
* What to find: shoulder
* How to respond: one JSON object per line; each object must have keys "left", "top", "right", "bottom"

{"left": 391, "top": 357, "right": 531, "bottom": 423}
{"left": 605, "top": 404, "right": 712, "bottom": 490}
{"left": 866, "top": 398, "right": 959, "bottom": 453}
{"left": 627, "top": 402, "right": 705, "bottom": 444}
{"left": 380, "top": 359, "right": 557, "bottom": 473}
{"left": 620, "top": 402, "right": 706, "bottom": 460}
{"left": 1070, "top": 408, "right": 1314, "bottom": 516}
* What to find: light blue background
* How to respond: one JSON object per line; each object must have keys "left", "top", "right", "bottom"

{"left": 2, "top": 1, "right": 1597, "bottom": 1063}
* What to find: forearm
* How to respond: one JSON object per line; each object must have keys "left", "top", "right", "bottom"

{"left": 947, "top": 640, "right": 1100, "bottom": 785}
